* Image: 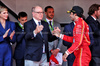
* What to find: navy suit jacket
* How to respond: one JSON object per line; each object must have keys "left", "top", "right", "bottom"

{"left": 0, "top": 21, "right": 16, "bottom": 60}
{"left": 24, "top": 19, "right": 57, "bottom": 62}
{"left": 63, "top": 22, "right": 75, "bottom": 63}
{"left": 0, "top": 21, "right": 16, "bottom": 43}
{"left": 86, "top": 16, "right": 100, "bottom": 57}
{"left": 14, "top": 23, "right": 26, "bottom": 59}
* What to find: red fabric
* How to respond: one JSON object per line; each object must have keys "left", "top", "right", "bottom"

{"left": 49, "top": 54, "right": 59, "bottom": 65}
{"left": 73, "top": 46, "right": 91, "bottom": 66}
{"left": 63, "top": 35, "right": 73, "bottom": 43}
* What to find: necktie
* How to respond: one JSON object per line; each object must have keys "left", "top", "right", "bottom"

{"left": 38, "top": 22, "right": 45, "bottom": 53}
{"left": 38, "top": 22, "right": 43, "bottom": 37}
{"left": 38, "top": 22, "right": 41, "bottom": 25}
{"left": 49, "top": 21, "right": 52, "bottom": 28}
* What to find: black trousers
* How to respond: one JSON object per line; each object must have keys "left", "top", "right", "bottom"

{"left": 15, "top": 59, "right": 24, "bottom": 66}
{"left": 67, "top": 54, "right": 75, "bottom": 66}
{"left": 90, "top": 57, "right": 100, "bottom": 66}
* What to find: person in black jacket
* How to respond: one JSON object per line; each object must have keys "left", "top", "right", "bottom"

{"left": 63, "top": 21, "right": 75, "bottom": 66}
{"left": 86, "top": 4, "right": 100, "bottom": 66}
{"left": 14, "top": 12, "right": 27, "bottom": 66}
{"left": 24, "top": 6, "right": 57, "bottom": 66}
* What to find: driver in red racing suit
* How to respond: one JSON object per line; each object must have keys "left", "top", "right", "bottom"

{"left": 61, "top": 18, "right": 91, "bottom": 66}
{"left": 53, "top": 6, "right": 91, "bottom": 66}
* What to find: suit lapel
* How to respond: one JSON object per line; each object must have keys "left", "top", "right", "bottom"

{"left": 41, "top": 21, "right": 45, "bottom": 38}
{"left": 71, "top": 22, "right": 74, "bottom": 30}
{"left": 31, "top": 19, "right": 43, "bottom": 40}
{"left": 53, "top": 21, "right": 56, "bottom": 28}
{"left": 90, "top": 16, "right": 97, "bottom": 26}
{"left": 5, "top": 21, "right": 8, "bottom": 31}
{"left": 0, "top": 22, "right": 7, "bottom": 34}
{"left": 31, "top": 19, "right": 37, "bottom": 29}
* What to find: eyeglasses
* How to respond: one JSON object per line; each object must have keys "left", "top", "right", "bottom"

{"left": 34, "top": 11, "right": 44, "bottom": 14}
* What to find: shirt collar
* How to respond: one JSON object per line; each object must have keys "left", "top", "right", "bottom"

{"left": 33, "top": 17, "right": 41, "bottom": 25}
{"left": 72, "top": 21, "right": 75, "bottom": 25}
{"left": 91, "top": 16, "right": 96, "bottom": 21}
{"left": 46, "top": 18, "right": 53, "bottom": 24}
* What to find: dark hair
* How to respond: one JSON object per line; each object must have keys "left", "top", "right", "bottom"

{"left": 73, "top": 12, "right": 85, "bottom": 20}
{"left": 88, "top": 4, "right": 99, "bottom": 15}
{"left": 73, "top": 12, "right": 83, "bottom": 18}
{"left": 70, "top": 6, "right": 84, "bottom": 18}
{"left": 18, "top": 12, "right": 27, "bottom": 19}
{"left": 44, "top": 6, "right": 54, "bottom": 12}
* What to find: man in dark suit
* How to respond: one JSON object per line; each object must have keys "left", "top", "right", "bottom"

{"left": 14, "top": 12, "right": 27, "bottom": 66}
{"left": 86, "top": 4, "right": 100, "bottom": 66}
{"left": 63, "top": 22, "right": 75, "bottom": 66}
{"left": 24, "top": 6, "right": 57, "bottom": 66}
{"left": 44, "top": 6, "right": 62, "bottom": 56}
{"left": 44, "top": 6, "right": 63, "bottom": 65}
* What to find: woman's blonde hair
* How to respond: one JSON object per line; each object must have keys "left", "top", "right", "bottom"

{"left": 0, "top": 5, "right": 7, "bottom": 13}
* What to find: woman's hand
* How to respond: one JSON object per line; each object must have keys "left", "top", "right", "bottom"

{"left": 10, "top": 31, "right": 15, "bottom": 40}
{"left": 3, "top": 28, "right": 10, "bottom": 38}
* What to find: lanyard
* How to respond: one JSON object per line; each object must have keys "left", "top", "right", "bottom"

{"left": 18, "top": 23, "right": 24, "bottom": 29}
{"left": 44, "top": 19, "right": 54, "bottom": 31}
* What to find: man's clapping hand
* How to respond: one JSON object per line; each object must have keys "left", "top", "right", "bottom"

{"left": 34, "top": 25, "right": 44, "bottom": 34}
{"left": 52, "top": 27, "right": 61, "bottom": 37}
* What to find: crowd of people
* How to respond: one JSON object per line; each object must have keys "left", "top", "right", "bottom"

{"left": 0, "top": 3, "right": 100, "bottom": 66}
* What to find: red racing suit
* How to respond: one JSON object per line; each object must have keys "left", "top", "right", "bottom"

{"left": 61, "top": 18, "right": 91, "bottom": 66}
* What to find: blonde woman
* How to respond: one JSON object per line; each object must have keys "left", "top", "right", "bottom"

{"left": 0, "top": 5, "right": 16, "bottom": 66}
